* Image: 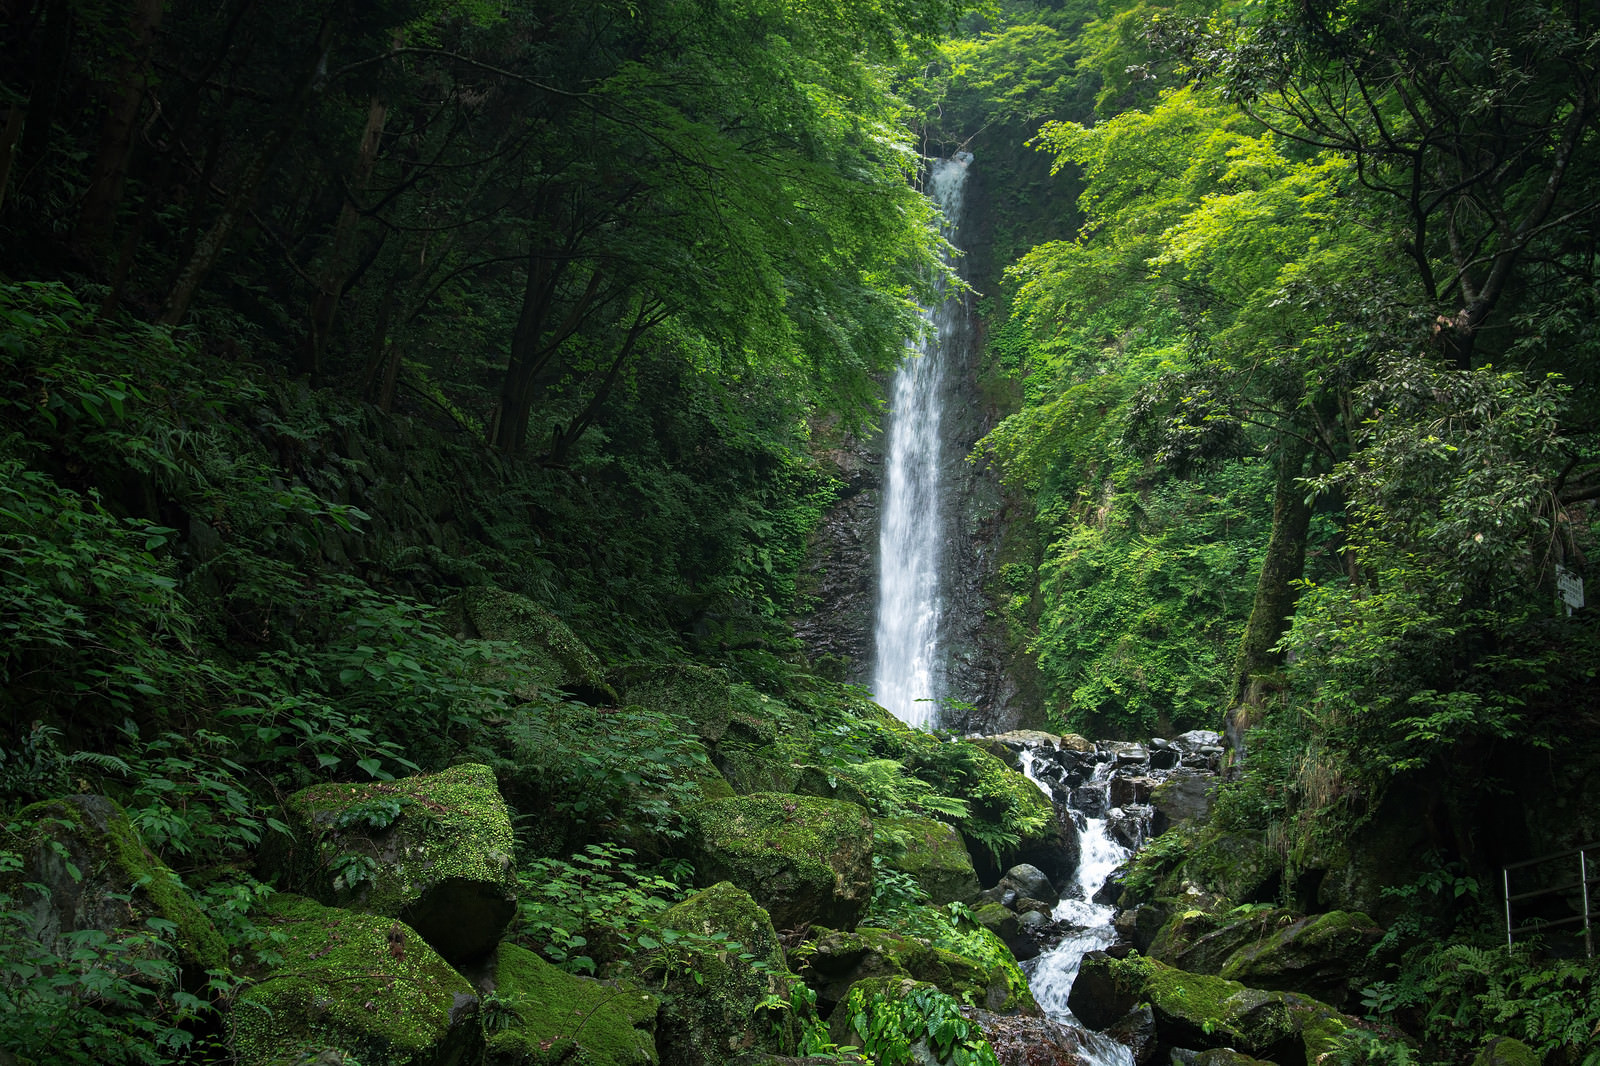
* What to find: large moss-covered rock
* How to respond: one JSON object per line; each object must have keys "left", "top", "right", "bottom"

{"left": 1149, "top": 907, "right": 1293, "bottom": 975}
{"left": 646, "top": 882, "right": 803, "bottom": 1066}
{"left": 613, "top": 662, "right": 735, "bottom": 742}
{"left": 1218, "top": 910, "right": 1384, "bottom": 1009}
{"left": 286, "top": 763, "right": 517, "bottom": 963}
{"left": 6, "top": 795, "right": 224, "bottom": 974}
{"left": 687, "top": 793, "right": 874, "bottom": 931}
{"left": 1471, "top": 1036, "right": 1541, "bottom": 1066}
{"left": 1070, "top": 953, "right": 1357, "bottom": 1066}
{"left": 230, "top": 895, "right": 482, "bottom": 1066}
{"left": 1175, "top": 829, "right": 1282, "bottom": 905}
{"left": 875, "top": 816, "right": 980, "bottom": 904}
{"left": 444, "top": 586, "right": 613, "bottom": 703}
{"left": 1308, "top": 789, "right": 1433, "bottom": 923}
{"left": 951, "top": 742, "right": 1064, "bottom": 885}
{"left": 484, "top": 943, "right": 658, "bottom": 1065}
{"left": 795, "top": 925, "right": 1021, "bottom": 1015}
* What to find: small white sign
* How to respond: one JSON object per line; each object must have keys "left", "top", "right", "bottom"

{"left": 1556, "top": 564, "right": 1585, "bottom": 613}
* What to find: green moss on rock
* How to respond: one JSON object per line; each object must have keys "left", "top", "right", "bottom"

{"left": 287, "top": 763, "right": 517, "bottom": 963}
{"left": 645, "top": 882, "right": 801, "bottom": 1066}
{"left": 1219, "top": 910, "right": 1383, "bottom": 1008}
{"left": 1178, "top": 829, "right": 1283, "bottom": 904}
{"left": 445, "top": 587, "right": 613, "bottom": 701}
{"left": 874, "top": 816, "right": 979, "bottom": 905}
{"left": 230, "top": 895, "right": 481, "bottom": 1066}
{"left": 9, "top": 795, "right": 224, "bottom": 973}
{"left": 1471, "top": 1036, "right": 1542, "bottom": 1066}
{"left": 796, "top": 924, "right": 1021, "bottom": 1015}
{"left": 485, "top": 943, "right": 658, "bottom": 1065}
{"left": 614, "top": 662, "right": 734, "bottom": 742}
{"left": 1099, "top": 953, "right": 1359, "bottom": 1066}
{"left": 687, "top": 793, "right": 874, "bottom": 931}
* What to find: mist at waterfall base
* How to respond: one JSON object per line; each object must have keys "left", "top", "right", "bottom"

{"left": 872, "top": 152, "right": 972, "bottom": 731}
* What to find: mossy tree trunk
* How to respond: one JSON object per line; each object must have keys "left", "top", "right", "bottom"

{"left": 1230, "top": 432, "right": 1314, "bottom": 713}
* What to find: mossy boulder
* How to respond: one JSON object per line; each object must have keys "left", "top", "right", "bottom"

{"left": 950, "top": 743, "right": 1063, "bottom": 885}
{"left": 1174, "top": 829, "right": 1283, "bottom": 905}
{"left": 1192, "top": 1051, "right": 1273, "bottom": 1065}
{"left": 1471, "top": 1036, "right": 1541, "bottom": 1066}
{"left": 795, "top": 925, "right": 1017, "bottom": 1015}
{"left": 686, "top": 793, "right": 874, "bottom": 931}
{"left": 1308, "top": 791, "right": 1433, "bottom": 924}
{"left": 645, "top": 882, "right": 804, "bottom": 1066}
{"left": 286, "top": 763, "right": 517, "bottom": 964}
{"left": 875, "top": 816, "right": 980, "bottom": 904}
{"left": 230, "top": 895, "right": 482, "bottom": 1066}
{"left": 614, "top": 662, "right": 734, "bottom": 742}
{"left": 1149, "top": 907, "right": 1293, "bottom": 975}
{"left": 445, "top": 586, "right": 613, "bottom": 703}
{"left": 1071, "top": 953, "right": 1358, "bottom": 1065}
{"left": 484, "top": 943, "right": 659, "bottom": 1065}
{"left": 5, "top": 795, "right": 224, "bottom": 975}
{"left": 1218, "top": 910, "right": 1384, "bottom": 1009}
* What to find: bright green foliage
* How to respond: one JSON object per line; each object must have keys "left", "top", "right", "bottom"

{"left": 1284, "top": 360, "right": 1589, "bottom": 779}
{"left": 514, "top": 843, "right": 688, "bottom": 976}
{"left": 1359, "top": 944, "right": 1600, "bottom": 1066}
{"left": 1031, "top": 464, "right": 1270, "bottom": 735}
{"left": 843, "top": 982, "right": 1001, "bottom": 1066}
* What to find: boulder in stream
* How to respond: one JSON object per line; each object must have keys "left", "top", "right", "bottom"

{"left": 1070, "top": 952, "right": 1369, "bottom": 1064}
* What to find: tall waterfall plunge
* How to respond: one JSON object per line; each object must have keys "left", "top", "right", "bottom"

{"left": 873, "top": 154, "right": 972, "bottom": 730}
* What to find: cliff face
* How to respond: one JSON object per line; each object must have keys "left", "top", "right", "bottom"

{"left": 794, "top": 159, "right": 1043, "bottom": 734}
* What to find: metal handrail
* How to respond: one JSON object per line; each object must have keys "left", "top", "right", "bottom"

{"left": 1503, "top": 842, "right": 1598, "bottom": 957}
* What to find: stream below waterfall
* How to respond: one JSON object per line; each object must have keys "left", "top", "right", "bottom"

{"left": 986, "top": 732, "right": 1224, "bottom": 1065}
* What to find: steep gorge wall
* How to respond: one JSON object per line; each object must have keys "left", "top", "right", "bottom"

{"left": 794, "top": 159, "right": 1045, "bottom": 734}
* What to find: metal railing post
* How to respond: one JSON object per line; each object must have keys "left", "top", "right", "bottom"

{"left": 1582, "top": 848, "right": 1593, "bottom": 958}
{"left": 1502, "top": 843, "right": 1600, "bottom": 957}
{"left": 1504, "top": 866, "right": 1514, "bottom": 952}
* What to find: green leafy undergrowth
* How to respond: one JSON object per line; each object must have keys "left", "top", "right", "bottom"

{"left": 861, "top": 864, "right": 1033, "bottom": 1011}
{"left": 513, "top": 843, "right": 690, "bottom": 975}
{"left": 485, "top": 698, "right": 715, "bottom": 853}
{"left": 1362, "top": 943, "right": 1600, "bottom": 1065}
{"left": 844, "top": 982, "right": 1001, "bottom": 1066}
{"left": 0, "top": 835, "right": 230, "bottom": 1064}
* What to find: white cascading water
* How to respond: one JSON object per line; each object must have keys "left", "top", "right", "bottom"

{"left": 1020, "top": 751, "right": 1137, "bottom": 1066}
{"left": 873, "top": 153, "right": 972, "bottom": 730}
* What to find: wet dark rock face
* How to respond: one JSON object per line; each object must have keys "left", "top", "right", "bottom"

{"left": 792, "top": 160, "right": 1037, "bottom": 734}
{"left": 792, "top": 434, "right": 882, "bottom": 685}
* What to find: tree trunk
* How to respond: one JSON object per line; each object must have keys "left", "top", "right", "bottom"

{"left": 305, "top": 80, "right": 391, "bottom": 375}
{"left": 12, "top": 0, "right": 73, "bottom": 209}
{"left": 159, "top": 14, "right": 339, "bottom": 326}
{"left": 75, "top": 0, "right": 165, "bottom": 254}
{"left": 1226, "top": 432, "right": 1314, "bottom": 754}
{"left": 0, "top": 106, "right": 25, "bottom": 212}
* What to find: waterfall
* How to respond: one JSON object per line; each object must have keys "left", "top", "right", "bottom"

{"left": 873, "top": 153, "right": 972, "bottom": 730}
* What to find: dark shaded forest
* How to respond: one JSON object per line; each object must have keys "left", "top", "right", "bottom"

{"left": 2, "top": 0, "right": 1599, "bottom": 1063}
